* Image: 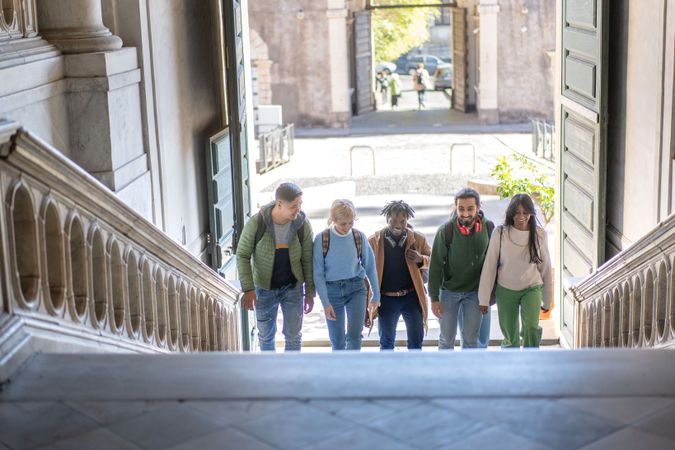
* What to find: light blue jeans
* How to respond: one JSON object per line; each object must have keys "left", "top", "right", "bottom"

{"left": 459, "top": 304, "right": 491, "bottom": 348}
{"left": 438, "top": 289, "right": 482, "bottom": 349}
{"left": 325, "top": 276, "right": 368, "bottom": 351}
{"left": 255, "top": 284, "right": 303, "bottom": 351}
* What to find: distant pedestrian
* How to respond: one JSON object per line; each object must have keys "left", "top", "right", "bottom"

{"left": 236, "top": 182, "right": 315, "bottom": 351}
{"left": 413, "top": 63, "right": 430, "bottom": 110}
{"left": 428, "top": 188, "right": 495, "bottom": 350}
{"left": 389, "top": 73, "right": 402, "bottom": 109}
{"left": 369, "top": 201, "right": 431, "bottom": 350}
{"left": 478, "top": 194, "right": 552, "bottom": 348}
{"left": 375, "top": 71, "right": 389, "bottom": 105}
{"left": 313, "top": 199, "right": 380, "bottom": 351}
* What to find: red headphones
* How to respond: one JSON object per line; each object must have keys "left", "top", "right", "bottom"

{"left": 457, "top": 215, "right": 482, "bottom": 236}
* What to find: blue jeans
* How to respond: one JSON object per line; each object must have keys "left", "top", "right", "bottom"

{"left": 378, "top": 291, "right": 424, "bottom": 350}
{"left": 325, "top": 276, "right": 367, "bottom": 351}
{"left": 438, "top": 289, "right": 481, "bottom": 349}
{"left": 255, "top": 284, "right": 303, "bottom": 351}
{"left": 459, "top": 304, "right": 491, "bottom": 348}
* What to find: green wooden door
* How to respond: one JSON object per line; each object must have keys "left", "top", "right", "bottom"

{"left": 207, "top": 0, "right": 255, "bottom": 349}
{"left": 207, "top": 0, "right": 251, "bottom": 276}
{"left": 559, "top": 0, "right": 609, "bottom": 345}
{"left": 224, "top": 0, "right": 252, "bottom": 242}
{"left": 206, "top": 129, "right": 236, "bottom": 275}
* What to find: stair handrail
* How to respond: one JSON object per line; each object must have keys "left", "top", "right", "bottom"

{"left": 568, "top": 212, "right": 675, "bottom": 349}
{"left": 0, "top": 120, "right": 242, "bottom": 379}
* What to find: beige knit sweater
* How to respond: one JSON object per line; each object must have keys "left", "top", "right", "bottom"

{"left": 478, "top": 226, "right": 552, "bottom": 309}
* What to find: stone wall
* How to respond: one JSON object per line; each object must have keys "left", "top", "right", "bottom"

{"left": 606, "top": 0, "right": 675, "bottom": 257}
{"left": 143, "top": 0, "right": 221, "bottom": 258}
{"left": 496, "top": 0, "right": 555, "bottom": 122}
{"left": 248, "top": 0, "right": 350, "bottom": 127}
{"left": 0, "top": 0, "right": 224, "bottom": 262}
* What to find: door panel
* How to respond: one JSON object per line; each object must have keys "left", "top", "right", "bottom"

{"left": 452, "top": 7, "right": 468, "bottom": 112}
{"left": 223, "top": 0, "right": 252, "bottom": 253}
{"left": 206, "top": 129, "right": 236, "bottom": 272}
{"left": 209, "top": 0, "right": 254, "bottom": 350}
{"left": 560, "top": 0, "right": 609, "bottom": 346}
{"left": 354, "top": 10, "right": 373, "bottom": 114}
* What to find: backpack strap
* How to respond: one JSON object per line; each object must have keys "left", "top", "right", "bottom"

{"left": 255, "top": 210, "right": 306, "bottom": 250}
{"left": 486, "top": 220, "right": 495, "bottom": 238}
{"left": 352, "top": 228, "right": 363, "bottom": 261}
{"left": 322, "top": 229, "right": 331, "bottom": 258}
{"left": 444, "top": 220, "right": 454, "bottom": 247}
{"left": 322, "top": 228, "right": 363, "bottom": 260}
{"left": 253, "top": 210, "right": 266, "bottom": 250}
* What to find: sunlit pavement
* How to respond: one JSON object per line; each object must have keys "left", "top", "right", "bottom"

{"left": 250, "top": 85, "right": 558, "bottom": 351}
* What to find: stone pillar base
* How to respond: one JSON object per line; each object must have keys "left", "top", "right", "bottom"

{"left": 480, "top": 109, "right": 500, "bottom": 125}
{"left": 64, "top": 47, "right": 151, "bottom": 220}
{"left": 41, "top": 31, "right": 123, "bottom": 54}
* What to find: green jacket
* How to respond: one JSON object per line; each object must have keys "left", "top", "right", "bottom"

{"left": 428, "top": 211, "right": 491, "bottom": 300}
{"left": 389, "top": 75, "right": 402, "bottom": 96}
{"left": 236, "top": 202, "right": 315, "bottom": 296}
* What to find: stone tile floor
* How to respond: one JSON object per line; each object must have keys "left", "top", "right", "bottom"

{"left": 1, "top": 351, "right": 674, "bottom": 449}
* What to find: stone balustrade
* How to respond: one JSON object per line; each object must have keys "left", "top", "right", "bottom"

{"left": 569, "top": 214, "right": 675, "bottom": 349}
{"left": 0, "top": 120, "right": 241, "bottom": 374}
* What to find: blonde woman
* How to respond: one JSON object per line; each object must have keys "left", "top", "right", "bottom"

{"left": 313, "top": 199, "right": 380, "bottom": 350}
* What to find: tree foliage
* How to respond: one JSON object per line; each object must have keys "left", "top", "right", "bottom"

{"left": 372, "top": 1, "right": 438, "bottom": 63}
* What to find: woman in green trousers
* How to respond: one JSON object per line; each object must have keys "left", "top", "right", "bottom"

{"left": 478, "top": 194, "right": 552, "bottom": 348}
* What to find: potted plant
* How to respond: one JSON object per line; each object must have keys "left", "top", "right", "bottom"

{"left": 491, "top": 153, "right": 555, "bottom": 320}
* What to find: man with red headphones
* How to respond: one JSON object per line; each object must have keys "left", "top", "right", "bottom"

{"left": 428, "top": 188, "right": 496, "bottom": 349}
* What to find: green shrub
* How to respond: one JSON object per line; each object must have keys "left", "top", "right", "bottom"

{"left": 491, "top": 154, "right": 554, "bottom": 226}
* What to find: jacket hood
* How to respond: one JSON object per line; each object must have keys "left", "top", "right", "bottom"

{"left": 261, "top": 201, "right": 307, "bottom": 234}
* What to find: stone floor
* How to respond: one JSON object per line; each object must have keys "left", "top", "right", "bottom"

{"left": 1, "top": 351, "right": 674, "bottom": 449}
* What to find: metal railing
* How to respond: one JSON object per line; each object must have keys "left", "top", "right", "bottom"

{"left": 569, "top": 214, "right": 675, "bottom": 349}
{"left": 0, "top": 120, "right": 242, "bottom": 378}
{"left": 256, "top": 124, "right": 294, "bottom": 174}
{"left": 531, "top": 119, "right": 555, "bottom": 162}
{"left": 449, "top": 143, "right": 476, "bottom": 175}
{"left": 349, "top": 145, "right": 376, "bottom": 176}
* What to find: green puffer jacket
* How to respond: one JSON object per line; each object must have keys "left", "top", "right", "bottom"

{"left": 236, "top": 202, "right": 315, "bottom": 296}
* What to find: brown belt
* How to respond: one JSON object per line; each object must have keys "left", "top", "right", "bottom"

{"left": 381, "top": 288, "right": 415, "bottom": 297}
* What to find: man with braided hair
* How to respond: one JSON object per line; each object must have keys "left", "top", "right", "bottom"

{"left": 368, "top": 200, "right": 431, "bottom": 350}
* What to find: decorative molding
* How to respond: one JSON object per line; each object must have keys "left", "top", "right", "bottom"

{"left": 0, "top": 0, "right": 38, "bottom": 41}
{"left": 571, "top": 213, "right": 675, "bottom": 349}
{"left": 0, "top": 122, "right": 242, "bottom": 372}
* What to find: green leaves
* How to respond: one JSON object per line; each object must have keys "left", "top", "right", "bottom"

{"left": 372, "top": 1, "right": 439, "bottom": 62}
{"left": 491, "top": 154, "right": 555, "bottom": 226}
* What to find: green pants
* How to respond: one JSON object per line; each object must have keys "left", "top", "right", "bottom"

{"left": 496, "top": 284, "right": 543, "bottom": 348}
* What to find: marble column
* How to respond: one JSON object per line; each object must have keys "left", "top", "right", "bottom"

{"left": 478, "top": 0, "right": 500, "bottom": 124}
{"left": 34, "top": 0, "right": 151, "bottom": 220}
{"left": 326, "top": 0, "right": 351, "bottom": 127}
{"left": 36, "top": 0, "right": 122, "bottom": 53}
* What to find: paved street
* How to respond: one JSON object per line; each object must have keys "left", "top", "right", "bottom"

{"left": 250, "top": 97, "right": 556, "bottom": 350}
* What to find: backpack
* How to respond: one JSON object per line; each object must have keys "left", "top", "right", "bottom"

{"left": 416, "top": 70, "right": 428, "bottom": 88}
{"left": 321, "top": 228, "right": 363, "bottom": 261}
{"left": 253, "top": 210, "right": 305, "bottom": 250}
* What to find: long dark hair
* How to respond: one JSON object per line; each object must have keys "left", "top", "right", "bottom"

{"left": 504, "top": 194, "right": 542, "bottom": 264}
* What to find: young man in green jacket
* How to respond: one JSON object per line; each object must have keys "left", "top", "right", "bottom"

{"left": 236, "top": 183, "right": 315, "bottom": 351}
{"left": 428, "top": 188, "right": 494, "bottom": 349}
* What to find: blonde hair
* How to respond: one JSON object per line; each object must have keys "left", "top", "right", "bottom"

{"left": 327, "top": 199, "right": 356, "bottom": 226}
